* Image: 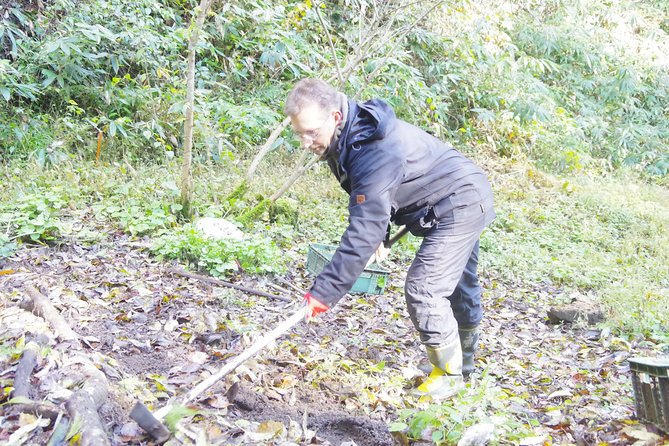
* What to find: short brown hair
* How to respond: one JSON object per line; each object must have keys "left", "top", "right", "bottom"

{"left": 285, "top": 78, "right": 340, "bottom": 116}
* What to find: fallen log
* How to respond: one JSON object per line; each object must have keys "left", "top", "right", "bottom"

{"left": 65, "top": 364, "right": 110, "bottom": 446}
{"left": 166, "top": 267, "right": 292, "bottom": 302}
{"left": 20, "top": 286, "right": 111, "bottom": 445}
{"left": 12, "top": 339, "right": 43, "bottom": 400}
{"left": 21, "top": 286, "right": 78, "bottom": 343}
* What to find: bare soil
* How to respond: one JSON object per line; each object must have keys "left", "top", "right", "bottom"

{"left": 0, "top": 236, "right": 398, "bottom": 445}
{"left": 228, "top": 383, "right": 393, "bottom": 445}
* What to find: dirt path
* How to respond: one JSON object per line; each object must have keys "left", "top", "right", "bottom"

{"left": 0, "top": 234, "right": 666, "bottom": 445}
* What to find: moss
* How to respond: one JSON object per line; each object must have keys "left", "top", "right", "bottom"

{"left": 269, "top": 199, "right": 299, "bottom": 227}
{"left": 237, "top": 198, "right": 271, "bottom": 226}
{"left": 226, "top": 181, "right": 250, "bottom": 202}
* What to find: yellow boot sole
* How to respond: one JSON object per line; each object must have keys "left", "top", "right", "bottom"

{"left": 411, "top": 367, "right": 464, "bottom": 400}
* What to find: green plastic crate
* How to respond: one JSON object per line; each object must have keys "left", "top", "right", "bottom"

{"left": 628, "top": 357, "right": 669, "bottom": 433}
{"left": 306, "top": 243, "right": 390, "bottom": 295}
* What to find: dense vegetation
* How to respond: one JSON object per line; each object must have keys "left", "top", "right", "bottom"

{"left": 2, "top": 0, "right": 669, "bottom": 174}
{"left": 1, "top": 0, "right": 668, "bottom": 443}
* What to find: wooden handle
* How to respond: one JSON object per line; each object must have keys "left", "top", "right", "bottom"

{"left": 385, "top": 225, "right": 409, "bottom": 248}
{"left": 154, "top": 306, "right": 307, "bottom": 420}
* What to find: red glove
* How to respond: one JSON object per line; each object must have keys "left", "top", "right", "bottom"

{"left": 304, "top": 292, "right": 329, "bottom": 320}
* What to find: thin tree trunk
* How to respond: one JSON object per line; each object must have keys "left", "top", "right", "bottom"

{"left": 180, "top": 0, "right": 214, "bottom": 219}
{"left": 314, "top": 0, "right": 343, "bottom": 86}
{"left": 248, "top": 0, "right": 424, "bottom": 201}
{"left": 269, "top": 152, "right": 319, "bottom": 202}
{"left": 247, "top": 117, "right": 291, "bottom": 182}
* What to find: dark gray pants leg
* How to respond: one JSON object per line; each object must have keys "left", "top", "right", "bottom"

{"left": 404, "top": 227, "right": 483, "bottom": 347}
{"left": 448, "top": 240, "right": 482, "bottom": 328}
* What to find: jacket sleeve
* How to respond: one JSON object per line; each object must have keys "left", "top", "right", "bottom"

{"left": 309, "top": 145, "right": 404, "bottom": 307}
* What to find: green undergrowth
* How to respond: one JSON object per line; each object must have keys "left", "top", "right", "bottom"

{"left": 0, "top": 157, "right": 314, "bottom": 275}
{"left": 2, "top": 155, "right": 667, "bottom": 341}
{"left": 151, "top": 224, "right": 285, "bottom": 276}
{"left": 478, "top": 159, "right": 669, "bottom": 342}
{"left": 392, "top": 373, "right": 536, "bottom": 445}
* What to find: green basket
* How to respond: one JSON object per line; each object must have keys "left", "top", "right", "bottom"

{"left": 306, "top": 243, "right": 390, "bottom": 295}
{"left": 628, "top": 357, "right": 669, "bottom": 433}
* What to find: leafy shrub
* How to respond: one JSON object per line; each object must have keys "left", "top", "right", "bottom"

{"left": 151, "top": 225, "right": 285, "bottom": 276}
{"left": 3, "top": 0, "right": 666, "bottom": 175}
{"left": 92, "top": 199, "right": 179, "bottom": 236}
{"left": 0, "top": 189, "right": 69, "bottom": 242}
{"left": 0, "top": 234, "right": 18, "bottom": 258}
{"left": 0, "top": 110, "right": 53, "bottom": 161}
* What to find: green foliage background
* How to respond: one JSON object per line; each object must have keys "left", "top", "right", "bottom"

{"left": 2, "top": 0, "right": 668, "bottom": 175}
{"left": 1, "top": 1, "right": 668, "bottom": 443}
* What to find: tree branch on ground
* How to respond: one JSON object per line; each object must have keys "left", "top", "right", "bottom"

{"left": 65, "top": 361, "right": 110, "bottom": 446}
{"left": 167, "top": 267, "right": 292, "bottom": 302}
{"left": 22, "top": 286, "right": 78, "bottom": 343}
{"left": 12, "top": 336, "right": 46, "bottom": 400}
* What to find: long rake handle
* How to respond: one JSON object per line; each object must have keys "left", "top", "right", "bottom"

{"left": 385, "top": 225, "right": 409, "bottom": 248}
{"left": 153, "top": 306, "right": 307, "bottom": 420}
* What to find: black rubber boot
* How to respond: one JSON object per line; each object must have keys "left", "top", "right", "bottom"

{"left": 459, "top": 325, "right": 479, "bottom": 376}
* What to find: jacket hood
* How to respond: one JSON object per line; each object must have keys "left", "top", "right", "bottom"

{"left": 323, "top": 98, "right": 397, "bottom": 191}
{"left": 342, "top": 98, "right": 395, "bottom": 149}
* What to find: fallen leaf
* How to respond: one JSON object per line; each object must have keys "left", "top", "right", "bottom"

{"left": 244, "top": 420, "right": 284, "bottom": 441}
{"left": 6, "top": 416, "right": 50, "bottom": 446}
{"left": 458, "top": 423, "right": 495, "bottom": 446}
{"left": 258, "top": 420, "right": 284, "bottom": 434}
{"left": 547, "top": 389, "right": 572, "bottom": 399}
{"left": 204, "top": 394, "right": 229, "bottom": 409}
{"left": 188, "top": 351, "right": 208, "bottom": 365}
{"left": 621, "top": 426, "right": 662, "bottom": 443}
{"left": 519, "top": 435, "right": 549, "bottom": 445}
{"left": 164, "top": 319, "right": 179, "bottom": 332}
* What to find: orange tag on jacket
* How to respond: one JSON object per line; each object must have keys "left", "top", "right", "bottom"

{"left": 356, "top": 194, "right": 366, "bottom": 204}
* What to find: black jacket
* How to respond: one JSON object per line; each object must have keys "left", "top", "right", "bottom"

{"left": 310, "top": 98, "right": 495, "bottom": 306}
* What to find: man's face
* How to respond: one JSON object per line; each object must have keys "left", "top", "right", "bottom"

{"left": 290, "top": 102, "right": 340, "bottom": 157}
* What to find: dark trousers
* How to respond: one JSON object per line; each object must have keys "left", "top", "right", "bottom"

{"left": 404, "top": 225, "right": 484, "bottom": 347}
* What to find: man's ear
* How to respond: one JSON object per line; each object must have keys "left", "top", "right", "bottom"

{"left": 333, "top": 110, "right": 342, "bottom": 125}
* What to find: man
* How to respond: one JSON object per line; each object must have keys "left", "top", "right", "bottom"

{"left": 285, "top": 78, "right": 495, "bottom": 399}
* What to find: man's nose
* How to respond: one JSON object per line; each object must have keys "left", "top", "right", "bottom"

{"left": 300, "top": 135, "right": 314, "bottom": 148}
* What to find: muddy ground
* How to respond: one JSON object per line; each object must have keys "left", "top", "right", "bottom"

{"left": 0, "top": 233, "right": 667, "bottom": 445}
{"left": 0, "top": 235, "right": 400, "bottom": 445}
